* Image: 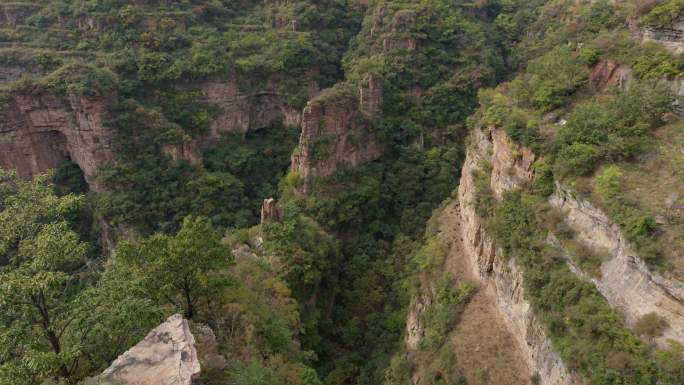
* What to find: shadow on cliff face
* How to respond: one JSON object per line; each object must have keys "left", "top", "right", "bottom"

{"left": 53, "top": 157, "right": 89, "bottom": 196}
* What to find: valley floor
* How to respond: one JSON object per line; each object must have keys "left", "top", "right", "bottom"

{"left": 438, "top": 201, "right": 530, "bottom": 385}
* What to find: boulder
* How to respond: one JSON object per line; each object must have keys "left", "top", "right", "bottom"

{"left": 88, "top": 314, "right": 201, "bottom": 385}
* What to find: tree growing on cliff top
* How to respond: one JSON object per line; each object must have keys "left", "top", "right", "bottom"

{"left": 114, "top": 216, "right": 233, "bottom": 318}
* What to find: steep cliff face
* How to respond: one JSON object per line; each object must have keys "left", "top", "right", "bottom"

{"left": 549, "top": 185, "right": 684, "bottom": 345}
{"left": 198, "top": 73, "right": 317, "bottom": 136}
{"left": 291, "top": 82, "right": 385, "bottom": 192}
{"left": 0, "top": 73, "right": 313, "bottom": 187}
{"left": 457, "top": 127, "right": 582, "bottom": 385}
{"left": 0, "top": 92, "right": 116, "bottom": 190}
{"left": 458, "top": 123, "right": 684, "bottom": 382}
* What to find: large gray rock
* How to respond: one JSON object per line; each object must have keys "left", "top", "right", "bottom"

{"left": 88, "top": 314, "right": 201, "bottom": 385}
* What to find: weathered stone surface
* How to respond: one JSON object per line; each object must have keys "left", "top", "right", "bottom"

{"left": 0, "top": 72, "right": 316, "bottom": 190}
{"left": 359, "top": 74, "right": 383, "bottom": 115}
{"left": 590, "top": 59, "right": 632, "bottom": 91}
{"left": 198, "top": 73, "right": 317, "bottom": 135}
{"left": 92, "top": 314, "right": 201, "bottom": 385}
{"left": 260, "top": 198, "right": 282, "bottom": 224}
{"left": 162, "top": 140, "right": 202, "bottom": 167}
{"left": 405, "top": 292, "right": 432, "bottom": 350}
{"left": 642, "top": 21, "right": 684, "bottom": 55}
{"left": 0, "top": 93, "right": 116, "bottom": 191}
{"left": 460, "top": 124, "right": 684, "bottom": 382}
{"left": 458, "top": 126, "right": 581, "bottom": 385}
{"left": 550, "top": 185, "right": 684, "bottom": 346}
{"left": 291, "top": 92, "right": 385, "bottom": 193}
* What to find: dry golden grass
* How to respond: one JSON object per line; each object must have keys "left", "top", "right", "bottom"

{"left": 438, "top": 201, "right": 529, "bottom": 385}
{"left": 620, "top": 121, "right": 684, "bottom": 274}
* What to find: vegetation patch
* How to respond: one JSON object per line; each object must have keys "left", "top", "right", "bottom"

{"left": 484, "top": 188, "right": 684, "bottom": 384}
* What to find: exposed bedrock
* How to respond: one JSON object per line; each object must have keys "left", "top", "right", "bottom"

{"left": 549, "top": 185, "right": 684, "bottom": 345}
{"left": 457, "top": 127, "right": 582, "bottom": 385}
{"left": 0, "top": 72, "right": 317, "bottom": 186}
{"left": 291, "top": 76, "right": 386, "bottom": 193}
{"left": 0, "top": 92, "right": 116, "bottom": 191}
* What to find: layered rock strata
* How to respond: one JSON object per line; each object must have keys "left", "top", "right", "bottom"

{"left": 291, "top": 82, "right": 385, "bottom": 192}
{"left": 457, "top": 127, "right": 582, "bottom": 385}
{"left": 642, "top": 20, "right": 684, "bottom": 55}
{"left": 549, "top": 185, "right": 684, "bottom": 345}
{"left": 0, "top": 92, "right": 115, "bottom": 190}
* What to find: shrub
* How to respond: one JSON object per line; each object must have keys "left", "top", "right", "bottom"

{"left": 414, "top": 237, "right": 448, "bottom": 271}
{"left": 643, "top": 0, "right": 684, "bottom": 26}
{"left": 579, "top": 0, "right": 624, "bottom": 34}
{"left": 555, "top": 143, "right": 604, "bottom": 177}
{"left": 422, "top": 276, "right": 474, "bottom": 350}
{"left": 472, "top": 161, "right": 496, "bottom": 218}
{"left": 558, "top": 103, "right": 611, "bottom": 146}
{"left": 526, "top": 46, "right": 588, "bottom": 111}
{"left": 488, "top": 190, "right": 657, "bottom": 384}
{"left": 579, "top": 47, "right": 601, "bottom": 66}
{"left": 595, "top": 166, "right": 663, "bottom": 266}
{"left": 532, "top": 160, "right": 555, "bottom": 197}
{"left": 635, "top": 312, "right": 668, "bottom": 339}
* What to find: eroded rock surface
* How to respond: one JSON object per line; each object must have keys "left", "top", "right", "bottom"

{"left": 642, "top": 21, "right": 684, "bottom": 55}
{"left": 198, "top": 75, "right": 315, "bottom": 135}
{"left": 550, "top": 185, "right": 684, "bottom": 345}
{"left": 457, "top": 126, "right": 582, "bottom": 385}
{"left": 291, "top": 88, "right": 385, "bottom": 192}
{"left": 0, "top": 93, "right": 115, "bottom": 190}
{"left": 260, "top": 198, "right": 282, "bottom": 224}
{"left": 90, "top": 314, "right": 200, "bottom": 385}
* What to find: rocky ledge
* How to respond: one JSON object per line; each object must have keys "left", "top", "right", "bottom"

{"left": 86, "top": 314, "right": 201, "bottom": 385}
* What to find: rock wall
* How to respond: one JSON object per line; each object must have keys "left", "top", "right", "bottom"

{"left": 291, "top": 86, "right": 385, "bottom": 192}
{"left": 457, "top": 127, "right": 582, "bottom": 385}
{"left": 0, "top": 72, "right": 314, "bottom": 187}
{"left": 549, "top": 185, "right": 684, "bottom": 345}
{"left": 642, "top": 20, "right": 684, "bottom": 55}
{"left": 199, "top": 74, "right": 316, "bottom": 135}
{"left": 0, "top": 92, "right": 116, "bottom": 190}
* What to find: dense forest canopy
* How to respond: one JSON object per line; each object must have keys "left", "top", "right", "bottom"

{"left": 1, "top": 0, "right": 684, "bottom": 384}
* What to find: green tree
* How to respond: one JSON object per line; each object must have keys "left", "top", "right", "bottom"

{"left": 0, "top": 171, "right": 86, "bottom": 384}
{"left": 115, "top": 216, "right": 233, "bottom": 318}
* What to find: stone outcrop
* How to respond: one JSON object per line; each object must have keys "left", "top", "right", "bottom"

{"left": 359, "top": 74, "right": 383, "bottom": 115}
{"left": 549, "top": 185, "right": 684, "bottom": 345}
{"left": 458, "top": 126, "right": 582, "bottom": 385}
{"left": 0, "top": 92, "right": 116, "bottom": 190}
{"left": 589, "top": 59, "right": 632, "bottom": 91}
{"left": 260, "top": 198, "right": 282, "bottom": 224}
{"left": 162, "top": 140, "right": 202, "bottom": 167}
{"left": 0, "top": 72, "right": 316, "bottom": 187}
{"left": 405, "top": 292, "right": 432, "bottom": 350}
{"left": 291, "top": 89, "right": 385, "bottom": 192}
{"left": 588, "top": 59, "right": 684, "bottom": 115}
{"left": 458, "top": 124, "right": 684, "bottom": 382}
{"left": 88, "top": 314, "right": 201, "bottom": 385}
{"left": 642, "top": 20, "right": 684, "bottom": 55}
